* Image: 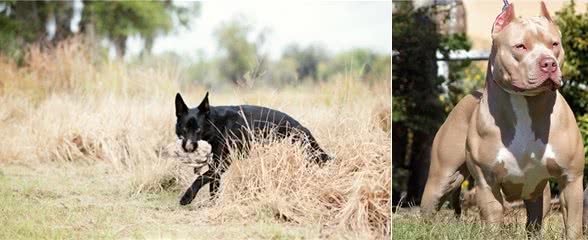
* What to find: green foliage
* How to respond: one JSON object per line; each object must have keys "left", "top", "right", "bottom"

{"left": 282, "top": 44, "right": 327, "bottom": 81}
{"left": 182, "top": 44, "right": 389, "bottom": 88}
{"left": 214, "top": 18, "right": 266, "bottom": 85}
{"left": 579, "top": 115, "right": 588, "bottom": 198}
{"left": 554, "top": 3, "right": 588, "bottom": 185}
{"left": 265, "top": 58, "right": 299, "bottom": 86}
{"left": 0, "top": 1, "right": 58, "bottom": 61}
{"left": 392, "top": 2, "right": 445, "bottom": 132}
{"left": 438, "top": 33, "right": 471, "bottom": 55}
{"left": 84, "top": 2, "right": 172, "bottom": 40}
{"left": 320, "top": 48, "right": 389, "bottom": 83}
{"left": 579, "top": 114, "right": 588, "bottom": 163}
{"left": 0, "top": 1, "right": 199, "bottom": 59}
{"left": 83, "top": 2, "right": 200, "bottom": 57}
{"left": 438, "top": 33, "right": 481, "bottom": 112}
{"left": 185, "top": 55, "right": 224, "bottom": 89}
{"left": 392, "top": 2, "right": 448, "bottom": 205}
{"left": 555, "top": 2, "right": 588, "bottom": 117}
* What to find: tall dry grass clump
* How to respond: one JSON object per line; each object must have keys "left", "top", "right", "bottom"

{"left": 0, "top": 93, "right": 191, "bottom": 193}
{"left": 0, "top": 37, "right": 181, "bottom": 99}
{"left": 0, "top": 39, "right": 391, "bottom": 238}
{"left": 0, "top": 38, "right": 191, "bottom": 194}
{"left": 207, "top": 137, "right": 391, "bottom": 238}
{"left": 197, "top": 81, "right": 391, "bottom": 238}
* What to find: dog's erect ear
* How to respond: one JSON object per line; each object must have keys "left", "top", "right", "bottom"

{"left": 492, "top": 3, "right": 515, "bottom": 35}
{"left": 540, "top": 1, "right": 552, "bottom": 22}
{"left": 175, "top": 93, "right": 188, "bottom": 118}
{"left": 197, "top": 92, "right": 210, "bottom": 113}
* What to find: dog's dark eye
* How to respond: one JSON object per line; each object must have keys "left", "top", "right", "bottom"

{"left": 514, "top": 44, "right": 527, "bottom": 50}
{"left": 552, "top": 42, "right": 559, "bottom": 48}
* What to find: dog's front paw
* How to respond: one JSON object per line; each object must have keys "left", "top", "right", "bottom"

{"left": 180, "top": 191, "right": 194, "bottom": 205}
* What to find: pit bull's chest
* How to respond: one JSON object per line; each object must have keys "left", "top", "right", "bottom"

{"left": 491, "top": 141, "right": 555, "bottom": 200}
{"left": 483, "top": 96, "right": 561, "bottom": 199}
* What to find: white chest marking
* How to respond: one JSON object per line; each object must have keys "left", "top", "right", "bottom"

{"left": 494, "top": 95, "right": 556, "bottom": 198}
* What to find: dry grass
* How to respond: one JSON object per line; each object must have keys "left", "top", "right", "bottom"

{"left": 0, "top": 37, "right": 181, "bottom": 99}
{"left": 0, "top": 39, "right": 391, "bottom": 239}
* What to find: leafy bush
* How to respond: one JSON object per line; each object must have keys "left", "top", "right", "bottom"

{"left": 555, "top": 2, "right": 588, "bottom": 117}
{"left": 320, "top": 48, "right": 389, "bottom": 84}
{"left": 282, "top": 44, "right": 327, "bottom": 81}
{"left": 555, "top": 2, "right": 588, "bottom": 176}
{"left": 579, "top": 115, "right": 588, "bottom": 161}
{"left": 392, "top": 2, "right": 446, "bottom": 206}
{"left": 437, "top": 33, "right": 481, "bottom": 112}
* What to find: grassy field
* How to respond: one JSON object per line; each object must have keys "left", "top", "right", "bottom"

{"left": 0, "top": 163, "right": 325, "bottom": 239}
{"left": 392, "top": 206, "right": 573, "bottom": 239}
{"left": 0, "top": 39, "right": 391, "bottom": 239}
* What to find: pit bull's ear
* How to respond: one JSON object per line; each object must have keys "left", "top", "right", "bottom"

{"left": 175, "top": 93, "right": 188, "bottom": 118}
{"left": 492, "top": 3, "right": 515, "bottom": 35}
{"left": 540, "top": 1, "right": 553, "bottom": 22}
{"left": 197, "top": 92, "right": 210, "bottom": 113}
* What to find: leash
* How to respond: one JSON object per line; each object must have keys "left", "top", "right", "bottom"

{"left": 502, "top": 0, "right": 509, "bottom": 11}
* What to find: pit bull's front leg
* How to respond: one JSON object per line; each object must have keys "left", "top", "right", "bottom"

{"left": 465, "top": 152, "right": 505, "bottom": 224}
{"left": 560, "top": 176, "right": 583, "bottom": 239}
{"left": 523, "top": 185, "right": 547, "bottom": 238}
{"left": 583, "top": 187, "right": 588, "bottom": 233}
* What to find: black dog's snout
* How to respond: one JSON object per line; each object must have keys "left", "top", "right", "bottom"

{"left": 181, "top": 139, "right": 198, "bottom": 153}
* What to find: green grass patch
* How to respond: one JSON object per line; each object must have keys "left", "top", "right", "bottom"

{"left": 393, "top": 207, "right": 568, "bottom": 239}
{"left": 0, "top": 163, "right": 322, "bottom": 239}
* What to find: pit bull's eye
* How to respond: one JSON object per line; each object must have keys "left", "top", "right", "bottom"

{"left": 515, "top": 44, "right": 527, "bottom": 50}
{"left": 552, "top": 42, "right": 559, "bottom": 48}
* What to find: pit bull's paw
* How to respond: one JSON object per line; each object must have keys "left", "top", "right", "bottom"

{"left": 179, "top": 192, "right": 194, "bottom": 205}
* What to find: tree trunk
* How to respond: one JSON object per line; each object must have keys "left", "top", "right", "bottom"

{"left": 51, "top": 2, "right": 73, "bottom": 44}
{"left": 392, "top": 123, "right": 408, "bottom": 209}
{"left": 405, "top": 130, "right": 433, "bottom": 206}
{"left": 142, "top": 36, "right": 154, "bottom": 57}
{"left": 112, "top": 36, "right": 127, "bottom": 58}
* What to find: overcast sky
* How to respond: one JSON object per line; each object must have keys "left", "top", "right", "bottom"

{"left": 126, "top": 1, "right": 391, "bottom": 60}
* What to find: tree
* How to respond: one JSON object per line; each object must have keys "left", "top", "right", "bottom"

{"left": 392, "top": 2, "right": 446, "bottom": 207}
{"left": 321, "top": 48, "right": 384, "bottom": 82}
{"left": 0, "top": 1, "right": 200, "bottom": 59}
{"left": 82, "top": 1, "right": 200, "bottom": 58}
{"left": 437, "top": 33, "right": 477, "bottom": 111}
{"left": 0, "top": 1, "right": 58, "bottom": 60}
{"left": 282, "top": 44, "right": 327, "bottom": 81}
{"left": 555, "top": 2, "right": 588, "bottom": 117}
{"left": 214, "top": 17, "right": 266, "bottom": 85}
{"left": 555, "top": 1, "right": 588, "bottom": 188}
{"left": 46, "top": 1, "right": 74, "bottom": 44}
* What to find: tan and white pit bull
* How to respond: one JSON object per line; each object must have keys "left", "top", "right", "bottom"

{"left": 421, "top": 2, "right": 585, "bottom": 239}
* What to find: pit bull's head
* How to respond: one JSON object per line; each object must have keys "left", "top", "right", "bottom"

{"left": 490, "top": 2, "right": 564, "bottom": 96}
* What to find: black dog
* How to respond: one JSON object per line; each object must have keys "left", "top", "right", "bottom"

{"left": 175, "top": 92, "right": 331, "bottom": 205}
